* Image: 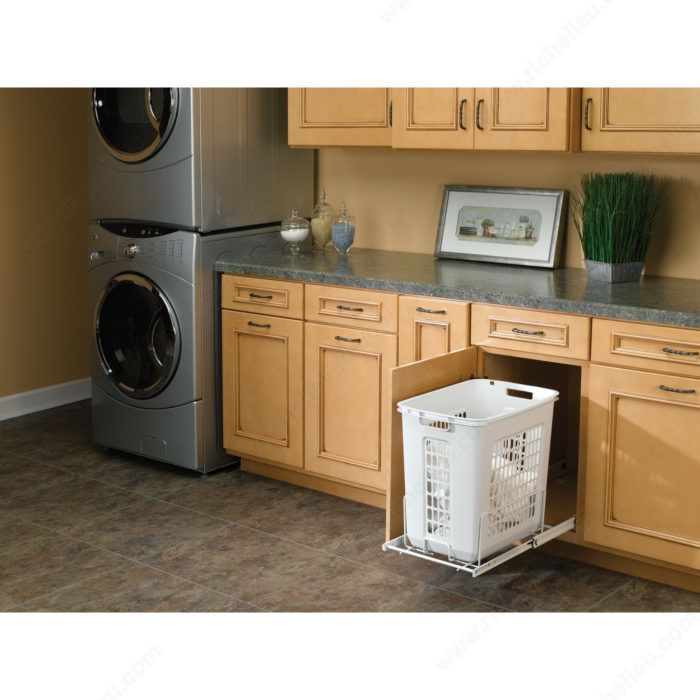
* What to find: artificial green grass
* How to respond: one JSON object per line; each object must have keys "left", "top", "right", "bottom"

{"left": 573, "top": 172, "right": 664, "bottom": 264}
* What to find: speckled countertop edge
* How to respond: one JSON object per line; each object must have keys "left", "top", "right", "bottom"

{"left": 215, "top": 249, "right": 700, "bottom": 329}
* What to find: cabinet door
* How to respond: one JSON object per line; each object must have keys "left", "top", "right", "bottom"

{"left": 288, "top": 88, "right": 392, "bottom": 147}
{"left": 222, "top": 310, "right": 304, "bottom": 468}
{"left": 304, "top": 322, "right": 397, "bottom": 490}
{"left": 473, "top": 88, "right": 576, "bottom": 151}
{"left": 392, "top": 88, "right": 474, "bottom": 149}
{"left": 398, "top": 295, "right": 470, "bottom": 365}
{"left": 585, "top": 364, "right": 700, "bottom": 570}
{"left": 582, "top": 88, "right": 700, "bottom": 153}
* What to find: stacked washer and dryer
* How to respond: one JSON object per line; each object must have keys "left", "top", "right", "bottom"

{"left": 88, "top": 88, "right": 313, "bottom": 473}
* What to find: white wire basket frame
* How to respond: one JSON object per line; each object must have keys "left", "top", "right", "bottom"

{"left": 382, "top": 489, "right": 575, "bottom": 578}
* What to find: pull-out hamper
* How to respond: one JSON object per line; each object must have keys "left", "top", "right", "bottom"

{"left": 398, "top": 378, "right": 558, "bottom": 563}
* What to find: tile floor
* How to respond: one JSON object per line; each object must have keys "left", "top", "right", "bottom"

{"left": 1, "top": 401, "right": 699, "bottom": 612}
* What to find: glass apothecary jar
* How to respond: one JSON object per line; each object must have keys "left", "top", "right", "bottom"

{"left": 280, "top": 209, "right": 309, "bottom": 256}
{"left": 310, "top": 190, "right": 334, "bottom": 251}
{"left": 331, "top": 202, "right": 355, "bottom": 254}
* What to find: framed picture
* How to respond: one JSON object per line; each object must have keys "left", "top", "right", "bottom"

{"left": 434, "top": 185, "right": 567, "bottom": 268}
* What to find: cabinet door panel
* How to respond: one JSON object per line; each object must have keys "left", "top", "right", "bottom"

{"left": 585, "top": 364, "right": 700, "bottom": 570}
{"left": 222, "top": 310, "right": 304, "bottom": 468}
{"left": 392, "top": 88, "right": 473, "bottom": 149}
{"left": 288, "top": 88, "right": 391, "bottom": 147}
{"left": 398, "top": 295, "right": 470, "bottom": 365}
{"left": 582, "top": 88, "right": 700, "bottom": 153}
{"left": 474, "top": 88, "right": 574, "bottom": 151}
{"left": 305, "top": 322, "right": 397, "bottom": 490}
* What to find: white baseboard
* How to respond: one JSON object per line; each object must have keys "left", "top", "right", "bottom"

{"left": 0, "top": 378, "right": 91, "bottom": 422}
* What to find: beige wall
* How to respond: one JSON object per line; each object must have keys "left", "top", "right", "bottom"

{"left": 317, "top": 148, "right": 700, "bottom": 279}
{"left": 0, "top": 89, "right": 89, "bottom": 398}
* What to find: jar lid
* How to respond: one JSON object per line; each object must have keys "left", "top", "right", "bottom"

{"left": 282, "top": 209, "right": 309, "bottom": 230}
{"left": 313, "top": 190, "right": 334, "bottom": 218}
{"left": 333, "top": 201, "right": 354, "bottom": 224}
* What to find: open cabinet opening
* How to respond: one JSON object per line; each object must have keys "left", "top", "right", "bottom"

{"left": 481, "top": 350, "right": 581, "bottom": 528}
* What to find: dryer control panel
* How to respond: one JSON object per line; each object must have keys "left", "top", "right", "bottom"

{"left": 101, "top": 221, "right": 180, "bottom": 239}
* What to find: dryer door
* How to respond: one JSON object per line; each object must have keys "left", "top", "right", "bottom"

{"left": 92, "top": 88, "right": 179, "bottom": 163}
{"left": 96, "top": 273, "right": 181, "bottom": 399}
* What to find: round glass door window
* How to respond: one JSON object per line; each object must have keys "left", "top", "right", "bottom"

{"left": 92, "top": 88, "right": 179, "bottom": 163}
{"left": 96, "top": 273, "right": 180, "bottom": 399}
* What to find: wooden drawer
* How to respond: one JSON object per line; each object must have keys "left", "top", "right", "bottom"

{"left": 471, "top": 304, "right": 590, "bottom": 360}
{"left": 398, "top": 295, "right": 470, "bottom": 365}
{"left": 591, "top": 319, "right": 700, "bottom": 378}
{"left": 304, "top": 284, "right": 398, "bottom": 333}
{"left": 221, "top": 275, "right": 304, "bottom": 319}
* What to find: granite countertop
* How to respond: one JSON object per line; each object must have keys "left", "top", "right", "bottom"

{"left": 215, "top": 247, "right": 700, "bottom": 329}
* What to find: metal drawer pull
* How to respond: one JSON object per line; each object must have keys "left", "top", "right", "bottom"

{"left": 337, "top": 304, "right": 364, "bottom": 312}
{"left": 335, "top": 335, "right": 361, "bottom": 343}
{"left": 416, "top": 306, "right": 447, "bottom": 315}
{"left": 511, "top": 327, "right": 545, "bottom": 336}
{"left": 476, "top": 99, "right": 484, "bottom": 130}
{"left": 584, "top": 97, "right": 592, "bottom": 130}
{"left": 458, "top": 99, "right": 467, "bottom": 130}
{"left": 662, "top": 347, "right": 699, "bottom": 357}
{"left": 659, "top": 385, "right": 696, "bottom": 394}
{"left": 247, "top": 321, "right": 271, "bottom": 329}
{"left": 249, "top": 292, "right": 273, "bottom": 300}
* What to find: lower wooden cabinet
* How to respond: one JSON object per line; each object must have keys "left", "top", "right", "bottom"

{"left": 398, "top": 295, "right": 470, "bottom": 365}
{"left": 304, "top": 322, "right": 397, "bottom": 491}
{"left": 585, "top": 364, "right": 700, "bottom": 570}
{"left": 222, "top": 310, "right": 304, "bottom": 468}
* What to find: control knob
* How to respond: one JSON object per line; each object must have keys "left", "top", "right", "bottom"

{"left": 122, "top": 243, "right": 140, "bottom": 259}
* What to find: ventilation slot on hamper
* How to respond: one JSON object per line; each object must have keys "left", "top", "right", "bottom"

{"left": 487, "top": 425, "right": 543, "bottom": 538}
{"left": 384, "top": 378, "right": 576, "bottom": 577}
{"left": 425, "top": 438, "right": 451, "bottom": 541}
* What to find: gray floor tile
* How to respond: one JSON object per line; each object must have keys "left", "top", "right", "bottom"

{"left": 88, "top": 455, "right": 208, "bottom": 500}
{"left": 0, "top": 451, "right": 75, "bottom": 501}
{"left": 31, "top": 441, "right": 125, "bottom": 475}
{"left": 0, "top": 514, "right": 47, "bottom": 551}
{"left": 163, "top": 468, "right": 311, "bottom": 523}
{"left": 439, "top": 550, "right": 634, "bottom": 612}
{"left": 0, "top": 532, "right": 124, "bottom": 603}
{"left": 64, "top": 493, "right": 232, "bottom": 560}
{"left": 0, "top": 476, "right": 138, "bottom": 531}
{"left": 590, "top": 578, "right": 700, "bottom": 612}
{"left": 24, "top": 562, "right": 257, "bottom": 612}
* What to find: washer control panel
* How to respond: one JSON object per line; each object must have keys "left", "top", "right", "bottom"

{"left": 101, "top": 221, "right": 180, "bottom": 239}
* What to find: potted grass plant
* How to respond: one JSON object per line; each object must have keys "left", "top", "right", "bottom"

{"left": 573, "top": 172, "right": 664, "bottom": 283}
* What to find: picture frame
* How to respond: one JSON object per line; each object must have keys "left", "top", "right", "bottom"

{"left": 434, "top": 185, "right": 567, "bottom": 268}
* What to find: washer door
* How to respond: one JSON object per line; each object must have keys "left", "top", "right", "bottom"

{"left": 92, "top": 88, "right": 179, "bottom": 163}
{"left": 96, "top": 273, "right": 181, "bottom": 399}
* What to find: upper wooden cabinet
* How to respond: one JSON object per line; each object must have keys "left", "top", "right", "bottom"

{"left": 290, "top": 88, "right": 579, "bottom": 151}
{"left": 581, "top": 88, "right": 700, "bottom": 153}
{"left": 391, "top": 88, "right": 474, "bottom": 150}
{"left": 473, "top": 88, "right": 579, "bottom": 151}
{"left": 288, "top": 88, "right": 392, "bottom": 147}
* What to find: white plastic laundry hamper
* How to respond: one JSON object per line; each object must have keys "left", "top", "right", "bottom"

{"left": 398, "top": 378, "right": 558, "bottom": 563}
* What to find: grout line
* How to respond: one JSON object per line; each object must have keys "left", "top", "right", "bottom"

{"left": 584, "top": 580, "right": 633, "bottom": 612}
